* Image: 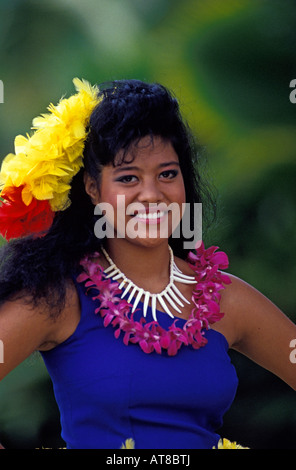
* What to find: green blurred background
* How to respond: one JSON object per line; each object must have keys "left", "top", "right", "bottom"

{"left": 0, "top": 0, "right": 295, "bottom": 449}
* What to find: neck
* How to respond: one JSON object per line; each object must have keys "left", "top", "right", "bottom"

{"left": 102, "top": 239, "right": 170, "bottom": 291}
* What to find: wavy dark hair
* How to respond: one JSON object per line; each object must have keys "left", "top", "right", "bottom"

{"left": 0, "top": 79, "right": 216, "bottom": 317}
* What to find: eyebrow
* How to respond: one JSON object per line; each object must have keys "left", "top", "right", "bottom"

{"left": 113, "top": 161, "right": 180, "bottom": 174}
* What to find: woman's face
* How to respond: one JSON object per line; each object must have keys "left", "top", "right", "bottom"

{"left": 85, "top": 136, "right": 186, "bottom": 249}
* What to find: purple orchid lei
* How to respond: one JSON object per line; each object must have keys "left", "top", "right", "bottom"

{"left": 77, "top": 242, "right": 231, "bottom": 356}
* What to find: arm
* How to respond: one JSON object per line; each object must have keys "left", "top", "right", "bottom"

{"left": 0, "top": 282, "right": 80, "bottom": 381}
{"left": 0, "top": 297, "right": 57, "bottom": 381}
{"left": 220, "top": 274, "right": 296, "bottom": 390}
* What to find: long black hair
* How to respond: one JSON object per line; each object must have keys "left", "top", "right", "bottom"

{"left": 0, "top": 79, "right": 216, "bottom": 317}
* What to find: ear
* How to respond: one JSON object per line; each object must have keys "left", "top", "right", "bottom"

{"left": 84, "top": 172, "right": 100, "bottom": 205}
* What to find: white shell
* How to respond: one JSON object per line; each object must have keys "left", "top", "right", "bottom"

{"left": 101, "top": 246, "right": 196, "bottom": 322}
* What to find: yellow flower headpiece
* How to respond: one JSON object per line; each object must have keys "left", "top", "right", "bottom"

{"left": 0, "top": 78, "right": 101, "bottom": 240}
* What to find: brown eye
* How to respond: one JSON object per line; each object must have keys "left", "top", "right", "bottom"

{"left": 159, "top": 169, "right": 178, "bottom": 179}
{"left": 116, "top": 175, "right": 138, "bottom": 183}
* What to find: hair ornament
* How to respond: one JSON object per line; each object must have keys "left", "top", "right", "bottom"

{"left": 0, "top": 78, "right": 101, "bottom": 240}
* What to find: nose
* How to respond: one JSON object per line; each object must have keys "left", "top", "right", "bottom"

{"left": 137, "top": 178, "right": 164, "bottom": 204}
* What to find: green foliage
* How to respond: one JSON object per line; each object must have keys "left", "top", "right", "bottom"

{"left": 0, "top": 355, "right": 63, "bottom": 448}
{"left": 0, "top": 0, "right": 295, "bottom": 449}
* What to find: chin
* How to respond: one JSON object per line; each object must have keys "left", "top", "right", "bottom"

{"left": 121, "top": 236, "right": 170, "bottom": 251}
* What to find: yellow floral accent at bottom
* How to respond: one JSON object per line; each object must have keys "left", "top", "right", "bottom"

{"left": 213, "top": 438, "right": 249, "bottom": 449}
{"left": 120, "top": 437, "right": 248, "bottom": 450}
{"left": 120, "top": 438, "right": 135, "bottom": 449}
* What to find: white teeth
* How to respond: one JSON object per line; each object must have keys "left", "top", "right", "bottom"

{"left": 136, "top": 211, "right": 165, "bottom": 220}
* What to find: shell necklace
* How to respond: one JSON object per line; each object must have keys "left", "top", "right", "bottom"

{"left": 77, "top": 242, "right": 231, "bottom": 356}
{"left": 101, "top": 246, "right": 197, "bottom": 322}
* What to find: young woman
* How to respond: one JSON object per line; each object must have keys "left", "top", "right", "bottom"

{"left": 0, "top": 78, "right": 295, "bottom": 449}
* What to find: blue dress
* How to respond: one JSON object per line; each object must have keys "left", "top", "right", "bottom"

{"left": 41, "top": 277, "right": 238, "bottom": 449}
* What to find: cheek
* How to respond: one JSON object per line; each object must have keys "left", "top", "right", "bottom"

{"left": 175, "top": 178, "right": 186, "bottom": 204}
{"left": 172, "top": 180, "right": 186, "bottom": 227}
{"left": 98, "top": 191, "right": 130, "bottom": 237}
{"left": 181, "top": 184, "right": 186, "bottom": 202}
{"left": 98, "top": 178, "right": 118, "bottom": 205}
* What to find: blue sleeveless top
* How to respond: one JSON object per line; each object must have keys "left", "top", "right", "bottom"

{"left": 41, "top": 279, "right": 238, "bottom": 449}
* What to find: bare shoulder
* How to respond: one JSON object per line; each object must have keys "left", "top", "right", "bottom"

{"left": 219, "top": 273, "right": 296, "bottom": 343}
{"left": 38, "top": 280, "right": 81, "bottom": 350}
{"left": 0, "top": 281, "right": 80, "bottom": 381}
{"left": 219, "top": 273, "right": 296, "bottom": 389}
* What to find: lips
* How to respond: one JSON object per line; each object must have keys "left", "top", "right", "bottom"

{"left": 127, "top": 208, "right": 168, "bottom": 225}
{"left": 134, "top": 210, "right": 166, "bottom": 220}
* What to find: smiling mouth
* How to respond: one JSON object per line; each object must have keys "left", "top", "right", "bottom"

{"left": 134, "top": 210, "right": 165, "bottom": 219}
{"left": 129, "top": 210, "right": 168, "bottom": 223}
